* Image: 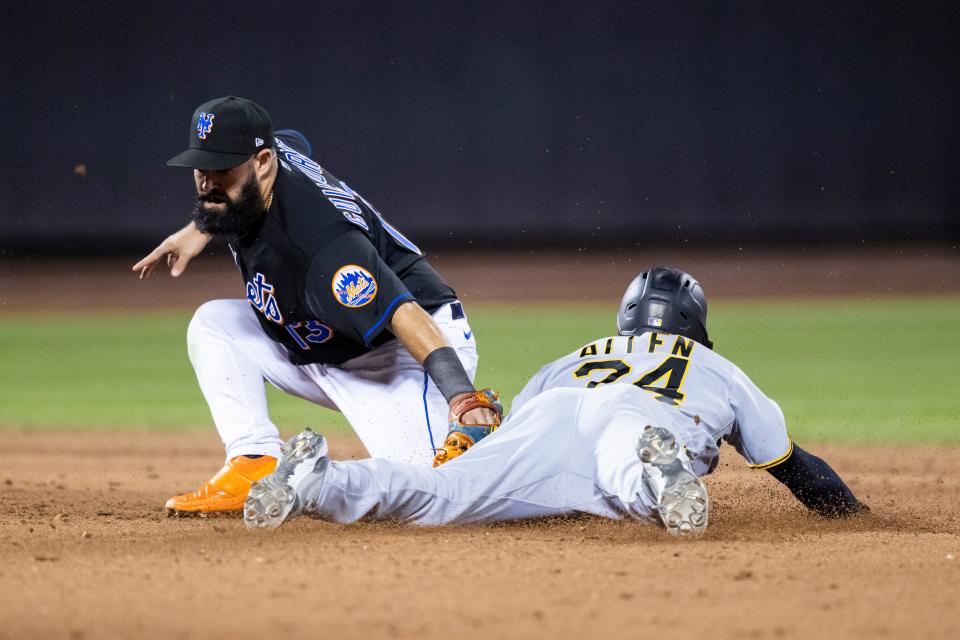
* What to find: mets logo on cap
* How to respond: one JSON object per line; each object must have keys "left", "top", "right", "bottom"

{"left": 196, "top": 112, "right": 215, "bottom": 140}
{"left": 332, "top": 265, "right": 378, "bottom": 308}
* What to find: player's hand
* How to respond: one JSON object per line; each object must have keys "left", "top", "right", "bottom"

{"left": 459, "top": 406, "right": 501, "bottom": 425}
{"left": 132, "top": 222, "right": 212, "bottom": 279}
{"left": 447, "top": 389, "right": 503, "bottom": 429}
{"left": 433, "top": 389, "right": 504, "bottom": 467}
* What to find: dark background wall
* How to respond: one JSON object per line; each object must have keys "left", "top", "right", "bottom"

{"left": 0, "top": 0, "right": 957, "bottom": 253}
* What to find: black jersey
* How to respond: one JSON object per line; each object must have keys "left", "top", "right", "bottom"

{"left": 228, "top": 132, "right": 457, "bottom": 366}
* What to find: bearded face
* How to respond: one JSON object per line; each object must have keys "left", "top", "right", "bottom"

{"left": 191, "top": 169, "right": 266, "bottom": 237}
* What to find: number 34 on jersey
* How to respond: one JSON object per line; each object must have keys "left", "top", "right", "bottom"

{"left": 572, "top": 333, "right": 697, "bottom": 406}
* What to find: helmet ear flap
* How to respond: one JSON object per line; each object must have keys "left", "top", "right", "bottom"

{"left": 695, "top": 321, "right": 714, "bottom": 350}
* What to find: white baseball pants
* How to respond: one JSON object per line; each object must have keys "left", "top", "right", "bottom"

{"left": 187, "top": 299, "right": 478, "bottom": 466}
{"left": 295, "top": 385, "right": 684, "bottom": 525}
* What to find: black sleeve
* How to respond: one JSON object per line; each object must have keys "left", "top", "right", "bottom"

{"left": 304, "top": 230, "right": 414, "bottom": 346}
{"left": 766, "top": 444, "right": 869, "bottom": 517}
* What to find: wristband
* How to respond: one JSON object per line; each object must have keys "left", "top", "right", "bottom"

{"left": 422, "top": 347, "right": 474, "bottom": 403}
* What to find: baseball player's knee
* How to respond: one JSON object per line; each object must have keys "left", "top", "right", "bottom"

{"left": 187, "top": 300, "right": 238, "bottom": 349}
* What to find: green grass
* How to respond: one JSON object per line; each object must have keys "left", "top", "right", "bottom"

{"left": 1, "top": 297, "right": 958, "bottom": 443}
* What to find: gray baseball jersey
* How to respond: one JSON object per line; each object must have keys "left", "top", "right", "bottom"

{"left": 511, "top": 332, "right": 792, "bottom": 476}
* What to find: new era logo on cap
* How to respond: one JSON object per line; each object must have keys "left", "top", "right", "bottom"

{"left": 255, "top": 137, "right": 264, "bottom": 147}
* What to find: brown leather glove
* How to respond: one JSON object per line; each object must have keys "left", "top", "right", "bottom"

{"left": 432, "top": 389, "right": 503, "bottom": 467}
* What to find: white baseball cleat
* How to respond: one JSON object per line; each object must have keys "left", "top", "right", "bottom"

{"left": 636, "top": 425, "right": 709, "bottom": 536}
{"left": 244, "top": 428, "right": 328, "bottom": 531}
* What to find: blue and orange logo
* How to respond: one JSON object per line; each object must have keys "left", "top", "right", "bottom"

{"left": 246, "top": 272, "right": 283, "bottom": 324}
{"left": 196, "top": 112, "right": 215, "bottom": 140}
{"left": 332, "top": 265, "right": 378, "bottom": 308}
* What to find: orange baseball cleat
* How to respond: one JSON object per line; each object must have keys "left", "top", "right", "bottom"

{"left": 165, "top": 455, "right": 278, "bottom": 516}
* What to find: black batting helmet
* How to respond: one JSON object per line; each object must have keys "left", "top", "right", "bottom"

{"left": 616, "top": 266, "right": 713, "bottom": 349}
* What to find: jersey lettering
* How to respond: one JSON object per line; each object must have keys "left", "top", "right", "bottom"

{"left": 671, "top": 336, "right": 694, "bottom": 357}
{"left": 573, "top": 360, "right": 632, "bottom": 388}
{"left": 322, "top": 186, "right": 354, "bottom": 199}
{"left": 634, "top": 356, "right": 690, "bottom": 405}
{"left": 275, "top": 138, "right": 370, "bottom": 230}
{"left": 285, "top": 320, "right": 335, "bottom": 350}
{"left": 246, "top": 272, "right": 284, "bottom": 324}
{"left": 328, "top": 198, "right": 363, "bottom": 215}
{"left": 572, "top": 335, "right": 696, "bottom": 406}
{"left": 263, "top": 296, "right": 283, "bottom": 324}
{"left": 648, "top": 333, "right": 664, "bottom": 352}
{"left": 286, "top": 153, "right": 328, "bottom": 185}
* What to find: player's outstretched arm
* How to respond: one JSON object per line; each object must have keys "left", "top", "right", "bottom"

{"left": 389, "top": 302, "right": 502, "bottom": 465}
{"left": 388, "top": 302, "right": 498, "bottom": 422}
{"left": 766, "top": 444, "right": 869, "bottom": 517}
{"left": 132, "top": 221, "right": 212, "bottom": 279}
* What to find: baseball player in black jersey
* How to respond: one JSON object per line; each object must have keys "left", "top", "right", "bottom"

{"left": 134, "top": 96, "right": 500, "bottom": 515}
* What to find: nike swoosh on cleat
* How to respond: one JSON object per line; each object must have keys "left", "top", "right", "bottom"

{"left": 463, "top": 330, "right": 473, "bottom": 340}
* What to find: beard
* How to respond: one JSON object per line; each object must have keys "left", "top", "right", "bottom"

{"left": 191, "top": 174, "right": 265, "bottom": 237}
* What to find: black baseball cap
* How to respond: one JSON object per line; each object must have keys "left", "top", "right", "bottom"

{"left": 167, "top": 96, "right": 273, "bottom": 170}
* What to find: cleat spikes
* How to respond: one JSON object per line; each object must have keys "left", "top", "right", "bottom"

{"left": 637, "top": 425, "right": 709, "bottom": 537}
{"left": 637, "top": 425, "right": 681, "bottom": 466}
{"left": 244, "top": 429, "right": 328, "bottom": 532}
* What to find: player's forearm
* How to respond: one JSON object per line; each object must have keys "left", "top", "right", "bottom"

{"left": 389, "top": 301, "right": 474, "bottom": 401}
{"left": 766, "top": 444, "right": 868, "bottom": 517}
{"left": 173, "top": 220, "right": 212, "bottom": 245}
{"left": 388, "top": 301, "right": 451, "bottom": 362}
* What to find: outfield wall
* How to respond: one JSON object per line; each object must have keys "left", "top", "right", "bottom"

{"left": 1, "top": 2, "right": 957, "bottom": 252}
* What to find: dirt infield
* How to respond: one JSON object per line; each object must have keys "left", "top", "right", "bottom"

{"left": 2, "top": 248, "right": 958, "bottom": 638}
{"left": 1, "top": 429, "right": 957, "bottom": 640}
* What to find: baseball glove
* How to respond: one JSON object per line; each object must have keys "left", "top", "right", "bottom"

{"left": 432, "top": 389, "right": 503, "bottom": 467}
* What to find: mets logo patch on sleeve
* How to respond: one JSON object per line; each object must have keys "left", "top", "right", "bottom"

{"left": 332, "top": 265, "right": 378, "bottom": 308}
